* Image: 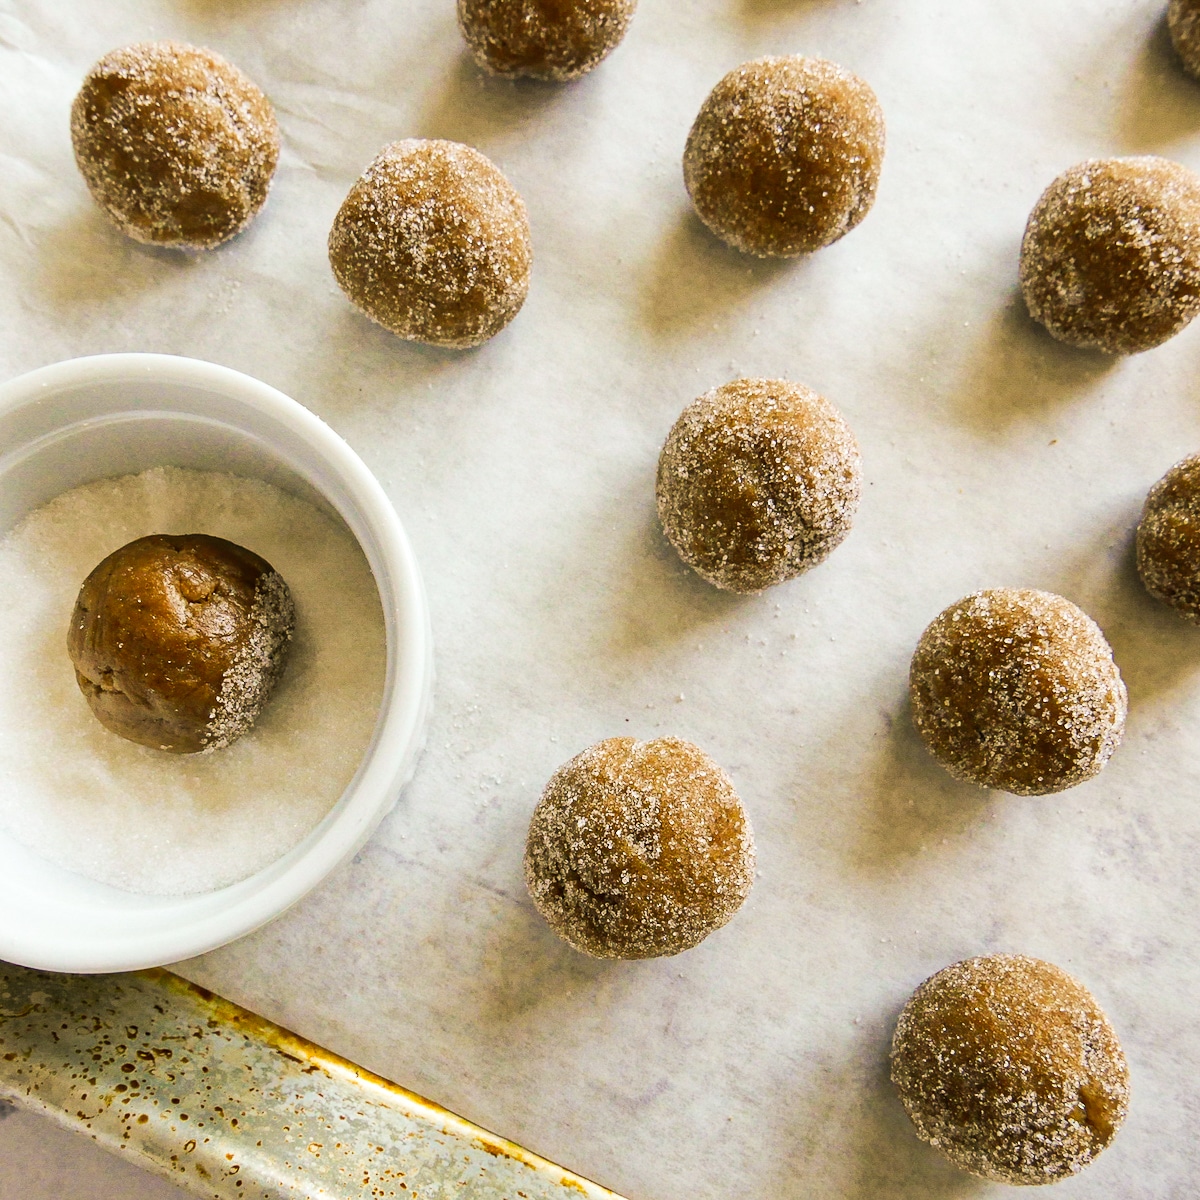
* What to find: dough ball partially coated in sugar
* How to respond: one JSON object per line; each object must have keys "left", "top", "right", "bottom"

{"left": 656, "top": 378, "right": 862, "bottom": 594}
{"left": 524, "top": 737, "right": 755, "bottom": 959}
{"left": 1136, "top": 452, "right": 1200, "bottom": 621}
{"left": 1019, "top": 157, "right": 1200, "bottom": 354}
{"left": 68, "top": 534, "right": 295, "bottom": 754}
{"left": 909, "top": 589, "right": 1126, "bottom": 796}
{"left": 329, "top": 139, "right": 531, "bottom": 348}
{"left": 1169, "top": 0, "right": 1200, "bottom": 78}
{"left": 683, "top": 56, "right": 885, "bottom": 257}
{"left": 891, "top": 954, "right": 1130, "bottom": 1185}
{"left": 70, "top": 41, "right": 279, "bottom": 249}
{"left": 457, "top": 0, "right": 636, "bottom": 81}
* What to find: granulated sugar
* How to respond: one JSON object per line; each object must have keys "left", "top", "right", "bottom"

{"left": 0, "top": 466, "right": 386, "bottom": 895}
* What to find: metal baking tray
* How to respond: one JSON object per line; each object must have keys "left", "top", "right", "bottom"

{"left": 0, "top": 963, "right": 625, "bottom": 1200}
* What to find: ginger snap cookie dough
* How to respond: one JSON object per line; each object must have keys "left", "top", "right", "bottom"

{"left": 683, "top": 56, "right": 885, "bottom": 258}
{"left": 457, "top": 0, "right": 636, "bottom": 81}
{"left": 1169, "top": 0, "right": 1200, "bottom": 78}
{"left": 656, "top": 378, "right": 861, "bottom": 594}
{"left": 1137, "top": 452, "right": 1200, "bottom": 622}
{"left": 328, "top": 139, "right": 532, "bottom": 349}
{"left": 524, "top": 737, "right": 755, "bottom": 959}
{"left": 909, "top": 589, "right": 1126, "bottom": 796}
{"left": 71, "top": 41, "right": 279, "bottom": 250}
{"left": 69, "top": 534, "right": 294, "bottom": 754}
{"left": 891, "top": 954, "right": 1130, "bottom": 1185}
{"left": 1019, "top": 157, "right": 1200, "bottom": 354}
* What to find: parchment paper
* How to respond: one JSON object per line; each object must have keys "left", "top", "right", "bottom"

{"left": 2, "top": 0, "right": 1199, "bottom": 1196}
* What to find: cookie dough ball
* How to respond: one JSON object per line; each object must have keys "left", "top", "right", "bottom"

{"left": 70, "top": 42, "right": 279, "bottom": 250}
{"left": 656, "top": 378, "right": 861, "bottom": 594}
{"left": 683, "top": 56, "right": 885, "bottom": 258}
{"left": 1136, "top": 452, "right": 1200, "bottom": 621}
{"left": 524, "top": 737, "right": 755, "bottom": 959}
{"left": 329, "top": 139, "right": 531, "bottom": 348}
{"left": 1019, "top": 157, "right": 1200, "bottom": 354}
{"left": 909, "top": 590, "right": 1126, "bottom": 796}
{"left": 891, "top": 955, "right": 1130, "bottom": 1185}
{"left": 1169, "top": 0, "right": 1200, "bottom": 78}
{"left": 68, "top": 534, "right": 294, "bottom": 753}
{"left": 457, "top": 0, "right": 636, "bottom": 81}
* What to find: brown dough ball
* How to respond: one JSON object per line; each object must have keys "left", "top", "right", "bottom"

{"left": 1019, "top": 157, "right": 1200, "bottom": 354}
{"left": 524, "top": 737, "right": 755, "bottom": 959}
{"left": 68, "top": 535, "right": 294, "bottom": 754}
{"left": 70, "top": 41, "right": 279, "bottom": 250}
{"left": 656, "top": 378, "right": 861, "bottom": 594}
{"left": 457, "top": 0, "right": 636, "bottom": 81}
{"left": 1136, "top": 452, "right": 1200, "bottom": 621}
{"left": 909, "top": 589, "right": 1126, "bottom": 796}
{"left": 683, "top": 56, "right": 885, "bottom": 258}
{"left": 1169, "top": 0, "right": 1200, "bottom": 78}
{"left": 328, "top": 139, "right": 532, "bottom": 349}
{"left": 891, "top": 955, "right": 1130, "bottom": 1185}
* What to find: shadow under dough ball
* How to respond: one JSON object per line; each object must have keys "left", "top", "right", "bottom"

{"left": 329, "top": 139, "right": 532, "bottom": 349}
{"left": 891, "top": 954, "right": 1130, "bottom": 1185}
{"left": 683, "top": 55, "right": 885, "bottom": 258}
{"left": 1136, "top": 452, "right": 1200, "bottom": 621}
{"left": 909, "top": 589, "right": 1126, "bottom": 795}
{"left": 457, "top": 0, "right": 636, "bottom": 81}
{"left": 70, "top": 41, "right": 279, "bottom": 250}
{"left": 524, "top": 738, "right": 755, "bottom": 959}
{"left": 68, "top": 534, "right": 295, "bottom": 754}
{"left": 1169, "top": 0, "right": 1200, "bottom": 78}
{"left": 656, "top": 377, "right": 861, "bottom": 594}
{"left": 1019, "top": 157, "right": 1200, "bottom": 354}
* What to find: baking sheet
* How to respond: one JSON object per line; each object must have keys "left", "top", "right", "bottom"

{"left": 2, "top": 0, "right": 1199, "bottom": 1196}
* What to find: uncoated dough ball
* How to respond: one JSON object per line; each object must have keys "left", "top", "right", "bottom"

{"left": 328, "top": 139, "right": 532, "bottom": 348}
{"left": 68, "top": 535, "right": 294, "bottom": 754}
{"left": 683, "top": 56, "right": 885, "bottom": 258}
{"left": 1019, "top": 157, "right": 1200, "bottom": 354}
{"left": 1136, "top": 452, "right": 1200, "bottom": 621}
{"left": 70, "top": 41, "right": 279, "bottom": 250}
{"left": 891, "top": 955, "right": 1130, "bottom": 1185}
{"left": 457, "top": 0, "right": 636, "bottom": 81}
{"left": 656, "top": 378, "right": 862, "bottom": 594}
{"left": 1169, "top": 0, "right": 1200, "bottom": 78}
{"left": 909, "top": 589, "right": 1126, "bottom": 796}
{"left": 524, "top": 738, "right": 755, "bottom": 959}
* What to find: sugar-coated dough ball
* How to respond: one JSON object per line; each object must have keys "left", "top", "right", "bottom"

{"left": 68, "top": 535, "right": 294, "bottom": 754}
{"left": 909, "top": 589, "right": 1126, "bottom": 796}
{"left": 457, "top": 0, "right": 636, "bottom": 81}
{"left": 1136, "top": 452, "right": 1200, "bottom": 621}
{"left": 329, "top": 139, "right": 531, "bottom": 349}
{"left": 524, "top": 738, "right": 755, "bottom": 959}
{"left": 891, "top": 955, "right": 1130, "bottom": 1185}
{"left": 656, "top": 378, "right": 861, "bottom": 594}
{"left": 683, "top": 56, "right": 885, "bottom": 258}
{"left": 1169, "top": 0, "right": 1200, "bottom": 78}
{"left": 70, "top": 42, "right": 279, "bottom": 250}
{"left": 1019, "top": 157, "right": 1200, "bottom": 354}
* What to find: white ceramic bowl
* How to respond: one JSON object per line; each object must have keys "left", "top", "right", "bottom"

{"left": 0, "top": 354, "right": 432, "bottom": 973}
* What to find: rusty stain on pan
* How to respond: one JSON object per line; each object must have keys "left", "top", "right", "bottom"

{"left": 0, "top": 963, "right": 628, "bottom": 1200}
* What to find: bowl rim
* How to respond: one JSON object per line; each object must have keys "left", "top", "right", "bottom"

{"left": 0, "top": 352, "right": 433, "bottom": 973}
